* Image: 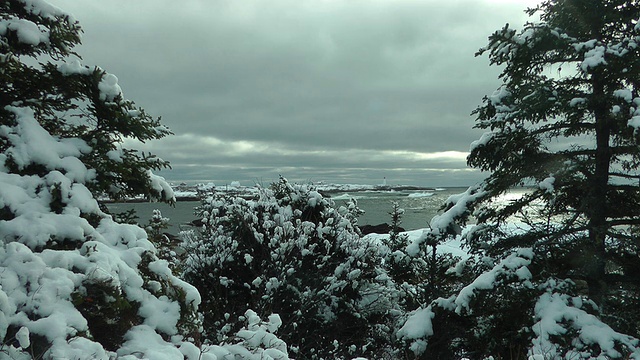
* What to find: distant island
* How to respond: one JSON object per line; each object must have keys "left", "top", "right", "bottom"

{"left": 172, "top": 182, "right": 440, "bottom": 201}
{"left": 102, "top": 182, "right": 442, "bottom": 203}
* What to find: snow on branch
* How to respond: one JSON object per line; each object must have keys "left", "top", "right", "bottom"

{"left": 530, "top": 292, "right": 640, "bottom": 359}
{"left": 406, "top": 185, "right": 485, "bottom": 257}
{"left": 2, "top": 106, "right": 95, "bottom": 183}
{"left": 0, "top": 17, "right": 50, "bottom": 46}
{"left": 454, "top": 248, "right": 533, "bottom": 314}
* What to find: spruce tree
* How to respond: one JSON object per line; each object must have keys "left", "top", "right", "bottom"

{"left": 468, "top": 0, "right": 640, "bottom": 325}
{"left": 0, "top": 1, "right": 204, "bottom": 357}
{"left": 401, "top": 1, "right": 640, "bottom": 358}
{"left": 1, "top": 0, "right": 173, "bottom": 203}
{"left": 468, "top": 0, "right": 640, "bottom": 310}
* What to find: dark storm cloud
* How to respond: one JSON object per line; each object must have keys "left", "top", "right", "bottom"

{"left": 51, "top": 0, "right": 538, "bottom": 185}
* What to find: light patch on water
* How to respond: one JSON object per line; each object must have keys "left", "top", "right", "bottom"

{"left": 407, "top": 192, "right": 434, "bottom": 198}
{"left": 491, "top": 189, "right": 529, "bottom": 205}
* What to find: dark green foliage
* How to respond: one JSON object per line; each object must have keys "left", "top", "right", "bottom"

{"left": 400, "top": 1, "right": 640, "bottom": 357}
{"left": 72, "top": 279, "right": 141, "bottom": 352}
{"left": 0, "top": 1, "right": 198, "bottom": 357}
{"left": 384, "top": 201, "right": 464, "bottom": 315}
{"left": 467, "top": 0, "right": 640, "bottom": 325}
{"left": 145, "top": 209, "right": 183, "bottom": 273}
{"left": 1, "top": 1, "right": 173, "bottom": 203}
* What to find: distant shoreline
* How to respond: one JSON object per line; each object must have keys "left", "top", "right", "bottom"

{"left": 102, "top": 185, "right": 443, "bottom": 204}
{"left": 319, "top": 185, "right": 438, "bottom": 194}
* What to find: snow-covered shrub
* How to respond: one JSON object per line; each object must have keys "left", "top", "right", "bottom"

{"left": 176, "top": 310, "right": 289, "bottom": 360}
{"left": 145, "top": 209, "right": 183, "bottom": 273}
{"left": 182, "top": 177, "right": 397, "bottom": 359}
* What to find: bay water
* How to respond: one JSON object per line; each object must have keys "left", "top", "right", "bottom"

{"left": 105, "top": 188, "right": 470, "bottom": 235}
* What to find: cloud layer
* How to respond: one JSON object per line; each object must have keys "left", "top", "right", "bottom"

{"left": 52, "top": 0, "right": 538, "bottom": 186}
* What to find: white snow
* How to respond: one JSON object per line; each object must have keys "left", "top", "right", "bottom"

{"left": 454, "top": 248, "right": 533, "bottom": 314}
{"left": 569, "top": 97, "right": 586, "bottom": 107}
{"left": 407, "top": 192, "right": 434, "bottom": 198}
{"left": 581, "top": 46, "right": 607, "bottom": 71}
{"left": 538, "top": 176, "right": 555, "bottom": 194}
{"left": 1, "top": 107, "right": 95, "bottom": 183}
{"left": 515, "top": 27, "right": 536, "bottom": 45}
{"left": 628, "top": 116, "right": 640, "bottom": 131}
{"left": 57, "top": 59, "right": 91, "bottom": 76}
{"left": 138, "top": 295, "right": 181, "bottom": 335}
{"left": 366, "top": 229, "right": 469, "bottom": 260}
{"left": 98, "top": 73, "right": 123, "bottom": 102}
{"left": 530, "top": 292, "right": 640, "bottom": 358}
{"left": 0, "top": 104, "right": 203, "bottom": 358}
{"left": 397, "top": 306, "right": 434, "bottom": 340}
{"left": 20, "top": 0, "right": 67, "bottom": 19}
{"left": 613, "top": 88, "right": 633, "bottom": 103}
{"left": 573, "top": 39, "right": 597, "bottom": 51}
{"left": 233, "top": 310, "right": 288, "bottom": 358}
{"left": 15, "top": 326, "right": 30, "bottom": 349}
{"left": 469, "top": 131, "right": 494, "bottom": 152}
{"left": 148, "top": 170, "right": 176, "bottom": 203}
{"left": 406, "top": 185, "right": 485, "bottom": 257}
{"left": 489, "top": 87, "right": 511, "bottom": 105}
{"left": 0, "top": 18, "right": 49, "bottom": 46}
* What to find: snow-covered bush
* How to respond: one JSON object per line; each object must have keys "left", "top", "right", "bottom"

{"left": 145, "top": 209, "right": 183, "bottom": 273}
{"left": 182, "top": 177, "right": 397, "bottom": 359}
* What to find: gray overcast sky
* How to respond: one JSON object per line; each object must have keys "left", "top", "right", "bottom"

{"left": 50, "top": 0, "right": 539, "bottom": 187}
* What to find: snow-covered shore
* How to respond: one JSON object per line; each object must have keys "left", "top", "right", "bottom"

{"left": 169, "top": 182, "right": 439, "bottom": 201}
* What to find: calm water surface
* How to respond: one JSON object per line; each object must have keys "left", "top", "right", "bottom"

{"left": 106, "top": 187, "right": 494, "bottom": 234}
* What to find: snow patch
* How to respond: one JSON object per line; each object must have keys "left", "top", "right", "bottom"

{"left": 581, "top": 46, "right": 607, "bottom": 71}
{"left": 0, "top": 18, "right": 49, "bottom": 46}
{"left": 98, "top": 73, "right": 122, "bottom": 102}
{"left": 407, "top": 192, "right": 434, "bottom": 198}
{"left": 613, "top": 89, "right": 633, "bottom": 103}
{"left": 569, "top": 97, "right": 586, "bottom": 107}
{"left": 530, "top": 292, "right": 640, "bottom": 358}
{"left": 538, "top": 176, "right": 555, "bottom": 194}
{"left": 57, "top": 59, "right": 91, "bottom": 76}
{"left": 469, "top": 131, "right": 494, "bottom": 152}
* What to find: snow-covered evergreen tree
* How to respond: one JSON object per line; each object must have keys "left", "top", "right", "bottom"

{"left": 382, "top": 202, "right": 461, "bottom": 313}
{"left": 0, "top": 1, "right": 290, "bottom": 358}
{"left": 401, "top": 1, "right": 640, "bottom": 358}
{"left": 182, "top": 177, "right": 398, "bottom": 359}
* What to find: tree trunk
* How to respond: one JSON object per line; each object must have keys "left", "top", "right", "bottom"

{"left": 586, "top": 74, "right": 610, "bottom": 308}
